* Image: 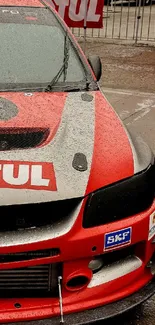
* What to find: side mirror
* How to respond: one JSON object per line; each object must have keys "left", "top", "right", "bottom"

{"left": 87, "top": 55, "right": 102, "bottom": 81}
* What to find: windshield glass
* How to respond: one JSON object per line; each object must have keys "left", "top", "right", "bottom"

{"left": 0, "top": 7, "right": 90, "bottom": 91}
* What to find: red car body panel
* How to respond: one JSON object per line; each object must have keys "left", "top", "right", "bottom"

{"left": 85, "top": 91, "right": 134, "bottom": 194}
{"left": 0, "top": 1, "right": 155, "bottom": 324}
{"left": 0, "top": 92, "right": 67, "bottom": 137}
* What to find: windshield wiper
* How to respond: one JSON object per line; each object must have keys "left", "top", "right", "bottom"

{"left": 45, "top": 31, "right": 70, "bottom": 92}
{"left": 0, "top": 83, "right": 91, "bottom": 93}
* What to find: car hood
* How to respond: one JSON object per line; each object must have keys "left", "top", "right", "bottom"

{"left": 0, "top": 90, "right": 146, "bottom": 205}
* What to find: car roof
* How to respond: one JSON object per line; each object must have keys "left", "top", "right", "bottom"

{"left": 0, "top": 0, "right": 44, "bottom": 7}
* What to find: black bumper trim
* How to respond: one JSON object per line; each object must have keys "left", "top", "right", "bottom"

{"left": 2, "top": 277, "right": 155, "bottom": 325}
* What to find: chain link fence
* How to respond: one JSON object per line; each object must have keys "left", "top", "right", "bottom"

{"left": 72, "top": 1, "right": 155, "bottom": 44}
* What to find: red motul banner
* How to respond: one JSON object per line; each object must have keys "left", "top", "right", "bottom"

{"left": 44, "top": 0, "right": 104, "bottom": 28}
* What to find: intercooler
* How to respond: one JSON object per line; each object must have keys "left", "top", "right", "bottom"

{"left": 0, "top": 263, "right": 62, "bottom": 298}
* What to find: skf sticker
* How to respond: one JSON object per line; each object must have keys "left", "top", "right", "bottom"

{"left": 104, "top": 227, "right": 132, "bottom": 250}
{"left": 148, "top": 211, "right": 155, "bottom": 240}
{"left": 0, "top": 161, "right": 57, "bottom": 191}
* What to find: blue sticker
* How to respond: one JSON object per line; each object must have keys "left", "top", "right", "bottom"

{"left": 104, "top": 227, "right": 131, "bottom": 250}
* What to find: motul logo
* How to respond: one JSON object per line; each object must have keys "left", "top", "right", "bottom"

{"left": 50, "top": 0, "right": 100, "bottom": 22}
{"left": 44, "top": 0, "right": 104, "bottom": 28}
{"left": 0, "top": 161, "right": 57, "bottom": 191}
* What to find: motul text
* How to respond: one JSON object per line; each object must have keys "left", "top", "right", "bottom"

{"left": 44, "top": 0, "right": 104, "bottom": 28}
{"left": 0, "top": 161, "right": 57, "bottom": 191}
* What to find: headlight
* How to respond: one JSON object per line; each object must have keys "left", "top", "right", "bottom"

{"left": 83, "top": 164, "right": 155, "bottom": 228}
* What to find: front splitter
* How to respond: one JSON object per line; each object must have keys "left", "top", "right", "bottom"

{"left": 1, "top": 277, "right": 155, "bottom": 325}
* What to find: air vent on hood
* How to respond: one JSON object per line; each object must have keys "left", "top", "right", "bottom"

{"left": 0, "top": 128, "right": 49, "bottom": 150}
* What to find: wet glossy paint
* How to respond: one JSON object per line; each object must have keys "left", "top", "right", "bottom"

{"left": 0, "top": 0, "right": 154, "bottom": 323}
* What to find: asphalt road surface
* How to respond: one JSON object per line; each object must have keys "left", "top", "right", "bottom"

{"left": 98, "top": 87, "right": 155, "bottom": 325}
{"left": 86, "top": 43, "right": 155, "bottom": 94}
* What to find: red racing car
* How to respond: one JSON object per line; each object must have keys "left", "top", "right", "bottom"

{"left": 0, "top": 0, "right": 155, "bottom": 324}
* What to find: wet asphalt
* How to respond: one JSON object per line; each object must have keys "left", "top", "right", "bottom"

{"left": 99, "top": 300, "right": 155, "bottom": 325}
{"left": 98, "top": 87, "right": 155, "bottom": 325}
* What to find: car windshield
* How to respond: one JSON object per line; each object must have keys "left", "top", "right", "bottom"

{"left": 0, "top": 6, "right": 93, "bottom": 91}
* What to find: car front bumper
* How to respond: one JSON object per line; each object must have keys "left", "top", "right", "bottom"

{"left": 2, "top": 277, "right": 155, "bottom": 325}
{"left": 0, "top": 199, "right": 155, "bottom": 323}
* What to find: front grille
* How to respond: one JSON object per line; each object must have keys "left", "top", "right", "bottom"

{"left": 0, "top": 249, "right": 60, "bottom": 263}
{"left": 0, "top": 198, "right": 81, "bottom": 232}
{"left": 0, "top": 263, "right": 62, "bottom": 298}
{"left": 83, "top": 164, "right": 155, "bottom": 228}
{"left": 0, "top": 128, "right": 49, "bottom": 150}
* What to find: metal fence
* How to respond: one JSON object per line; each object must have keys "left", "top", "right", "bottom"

{"left": 72, "top": 1, "right": 155, "bottom": 44}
